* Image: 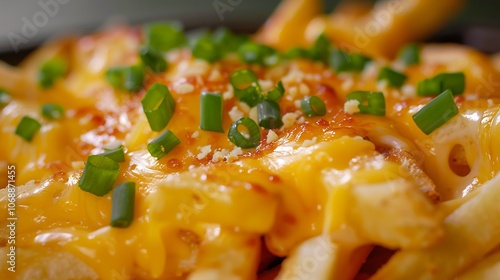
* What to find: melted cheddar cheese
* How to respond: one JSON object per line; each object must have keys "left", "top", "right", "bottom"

{"left": 1, "top": 23, "right": 500, "bottom": 280}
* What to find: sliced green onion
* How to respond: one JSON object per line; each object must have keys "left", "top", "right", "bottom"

{"left": 0, "top": 89, "right": 12, "bottom": 107}
{"left": 78, "top": 155, "right": 120, "bottom": 196}
{"left": 139, "top": 46, "right": 167, "bottom": 73}
{"left": 417, "top": 72, "right": 465, "bottom": 96}
{"left": 329, "top": 48, "right": 371, "bottom": 73}
{"left": 377, "top": 67, "right": 408, "bottom": 88}
{"left": 41, "top": 103, "right": 64, "bottom": 120}
{"left": 200, "top": 92, "right": 224, "bottom": 132}
{"left": 110, "top": 181, "right": 136, "bottom": 228}
{"left": 398, "top": 43, "right": 421, "bottom": 66}
{"left": 147, "top": 130, "right": 181, "bottom": 159}
{"left": 230, "top": 69, "right": 262, "bottom": 107}
{"left": 346, "top": 91, "right": 386, "bottom": 116}
{"left": 100, "top": 145, "right": 125, "bottom": 163}
{"left": 15, "top": 116, "right": 41, "bottom": 142}
{"left": 38, "top": 57, "right": 67, "bottom": 89}
{"left": 257, "top": 100, "right": 283, "bottom": 129}
{"left": 144, "top": 22, "right": 186, "bottom": 52}
{"left": 191, "top": 32, "right": 220, "bottom": 63}
{"left": 212, "top": 27, "right": 249, "bottom": 56}
{"left": 228, "top": 117, "right": 261, "bottom": 148}
{"left": 301, "top": 96, "right": 327, "bottom": 117}
{"left": 285, "top": 47, "right": 310, "bottom": 60}
{"left": 412, "top": 89, "right": 458, "bottom": 135}
{"left": 238, "top": 42, "right": 280, "bottom": 66}
{"left": 264, "top": 81, "right": 285, "bottom": 102}
{"left": 106, "top": 65, "right": 145, "bottom": 92}
{"left": 309, "top": 33, "right": 330, "bottom": 63}
{"left": 141, "top": 83, "right": 176, "bottom": 132}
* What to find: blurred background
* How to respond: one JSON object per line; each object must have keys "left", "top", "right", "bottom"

{"left": 1, "top": 0, "right": 499, "bottom": 65}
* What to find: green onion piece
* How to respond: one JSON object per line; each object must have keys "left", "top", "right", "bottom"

{"left": 417, "top": 72, "right": 465, "bottom": 96}
{"left": 110, "top": 181, "right": 136, "bottom": 228}
{"left": 100, "top": 145, "right": 125, "bottom": 163}
{"left": 144, "top": 22, "right": 186, "bottom": 52}
{"left": 147, "top": 130, "right": 180, "bottom": 159}
{"left": 230, "top": 69, "right": 262, "bottom": 107}
{"left": 200, "top": 92, "right": 224, "bottom": 132}
{"left": 106, "top": 65, "right": 145, "bottom": 92}
{"left": 329, "top": 48, "right": 371, "bottom": 72}
{"left": 257, "top": 100, "right": 283, "bottom": 129}
{"left": 141, "top": 83, "right": 176, "bottom": 132}
{"left": 412, "top": 89, "right": 458, "bottom": 135}
{"left": 346, "top": 91, "right": 386, "bottom": 116}
{"left": 285, "top": 47, "right": 310, "bottom": 60}
{"left": 0, "top": 89, "right": 12, "bottom": 107}
{"left": 41, "top": 103, "right": 64, "bottom": 120}
{"left": 264, "top": 81, "right": 285, "bottom": 102}
{"left": 15, "top": 116, "right": 41, "bottom": 142}
{"left": 238, "top": 42, "right": 280, "bottom": 66}
{"left": 139, "top": 46, "right": 167, "bottom": 73}
{"left": 301, "top": 96, "right": 327, "bottom": 117}
{"left": 377, "top": 67, "right": 408, "bottom": 88}
{"left": 228, "top": 117, "right": 261, "bottom": 148}
{"left": 191, "top": 32, "right": 220, "bottom": 63}
{"left": 212, "top": 27, "right": 249, "bottom": 56}
{"left": 38, "top": 57, "right": 67, "bottom": 89}
{"left": 435, "top": 72, "right": 465, "bottom": 96}
{"left": 398, "top": 43, "right": 421, "bottom": 66}
{"left": 309, "top": 33, "right": 330, "bottom": 63}
{"left": 78, "top": 155, "right": 120, "bottom": 196}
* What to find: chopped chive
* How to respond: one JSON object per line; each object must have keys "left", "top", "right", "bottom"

{"left": 100, "top": 145, "right": 125, "bottom": 163}
{"left": 110, "top": 181, "right": 136, "bottom": 228}
{"left": 144, "top": 22, "right": 186, "bottom": 52}
{"left": 301, "top": 96, "right": 327, "bottom": 117}
{"left": 200, "top": 92, "right": 224, "bottom": 132}
{"left": 190, "top": 32, "right": 220, "bottom": 63}
{"left": 139, "top": 46, "right": 167, "bottom": 73}
{"left": 308, "top": 33, "right": 330, "bottom": 63}
{"left": 15, "top": 116, "right": 41, "bottom": 142}
{"left": 147, "top": 130, "right": 180, "bottom": 159}
{"left": 41, "top": 103, "right": 65, "bottom": 120}
{"left": 412, "top": 89, "right": 458, "bottom": 135}
{"left": 78, "top": 155, "right": 120, "bottom": 196}
{"left": 141, "top": 83, "right": 176, "bottom": 132}
{"left": 212, "top": 27, "right": 249, "bottom": 56}
{"left": 264, "top": 81, "right": 285, "bottom": 102}
{"left": 417, "top": 72, "right": 465, "bottom": 96}
{"left": 329, "top": 48, "right": 371, "bottom": 73}
{"left": 106, "top": 65, "right": 145, "bottom": 92}
{"left": 38, "top": 57, "right": 67, "bottom": 89}
{"left": 230, "top": 69, "right": 263, "bottom": 107}
{"left": 346, "top": 91, "right": 386, "bottom": 116}
{"left": 238, "top": 42, "right": 280, "bottom": 66}
{"left": 285, "top": 47, "right": 310, "bottom": 60}
{"left": 257, "top": 100, "right": 283, "bottom": 129}
{"left": 228, "top": 117, "right": 261, "bottom": 148}
{"left": 0, "top": 89, "right": 12, "bottom": 107}
{"left": 398, "top": 43, "right": 421, "bottom": 66}
{"left": 377, "top": 67, "right": 408, "bottom": 88}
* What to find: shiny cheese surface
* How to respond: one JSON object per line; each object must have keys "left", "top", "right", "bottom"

{"left": 1, "top": 27, "right": 500, "bottom": 279}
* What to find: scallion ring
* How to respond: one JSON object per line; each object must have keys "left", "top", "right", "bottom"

{"left": 301, "top": 96, "right": 327, "bottom": 117}
{"left": 147, "top": 130, "right": 181, "bottom": 159}
{"left": 110, "top": 181, "right": 136, "bottom": 228}
{"left": 228, "top": 117, "right": 261, "bottom": 148}
{"left": 200, "top": 92, "right": 224, "bottom": 132}
{"left": 141, "top": 83, "right": 176, "bottom": 132}
{"left": 78, "top": 155, "right": 120, "bottom": 196}
{"left": 345, "top": 91, "right": 386, "bottom": 116}
{"left": 412, "top": 89, "right": 458, "bottom": 135}
{"left": 257, "top": 100, "right": 283, "bottom": 129}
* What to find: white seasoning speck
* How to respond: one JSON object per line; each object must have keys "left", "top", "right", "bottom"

{"left": 344, "top": 100, "right": 361, "bottom": 115}
{"left": 401, "top": 84, "right": 416, "bottom": 97}
{"left": 212, "top": 149, "right": 229, "bottom": 163}
{"left": 175, "top": 83, "right": 195, "bottom": 94}
{"left": 208, "top": 68, "right": 223, "bottom": 82}
{"left": 259, "top": 80, "right": 274, "bottom": 91}
{"left": 294, "top": 99, "right": 302, "bottom": 109}
{"left": 299, "top": 83, "right": 310, "bottom": 95}
{"left": 226, "top": 147, "right": 243, "bottom": 162}
{"left": 341, "top": 77, "right": 354, "bottom": 91}
{"left": 196, "top": 145, "right": 212, "bottom": 160}
{"left": 238, "top": 102, "right": 251, "bottom": 113}
{"left": 229, "top": 106, "right": 244, "bottom": 122}
{"left": 297, "top": 116, "right": 305, "bottom": 124}
{"left": 282, "top": 112, "right": 299, "bottom": 129}
{"left": 302, "top": 137, "right": 317, "bottom": 147}
{"left": 249, "top": 107, "right": 258, "bottom": 124}
{"left": 191, "top": 131, "right": 199, "bottom": 138}
{"left": 288, "top": 86, "right": 298, "bottom": 97}
{"left": 266, "top": 130, "right": 279, "bottom": 144}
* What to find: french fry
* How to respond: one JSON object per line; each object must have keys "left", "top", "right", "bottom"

{"left": 372, "top": 174, "right": 500, "bottom": 280}
{"left": 458, "top": 247, "right": 500, "bottom": 279}
{"left": 276, "top": 235, "right": 371, "bottom": 280}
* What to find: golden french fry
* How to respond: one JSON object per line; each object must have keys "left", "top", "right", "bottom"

{"left": 255, "top": 0, "right": 323, "bottom": 50}
{"left": 277, "top": 235, "right": 371, "bottom": 280}
{"left": 458, "top": 247, "right": 500, "bottom": 279}
{"left": 372, "top": 174, "right": 500, "bottom": 280}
